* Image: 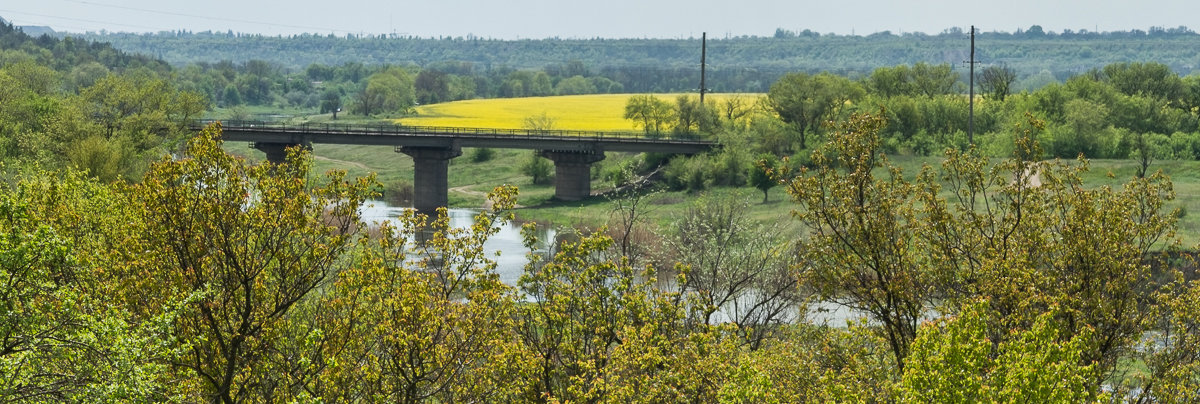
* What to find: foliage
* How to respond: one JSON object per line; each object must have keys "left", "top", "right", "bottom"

{"left": 521, "top": 151, "right": 554, "bottom": 185}
{"left": 749, "top": 153, "right": 781, "bottom": 203}
{"left": 768, "top": 72, "right": 864, "bottom": 149}
{"left": 899, "top": 301, "right": 1099, "bottom": 403}
{"left": 664, "top": 195, "right": 800, "bottom": 348}
{"left": 128, "top": 123, "right": 375, "bottom": 402}
{"left": 919, "top": 115, "right": 1176, "bottom": 386}
{"left": 787, "top": 111, "right": 930, "bottom": 372}
{"left": 624, "top": 94, "right": 675, "bottom": 135}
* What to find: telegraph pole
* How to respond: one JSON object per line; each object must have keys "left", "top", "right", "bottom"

{"left": 966, "top": 25, "right": 977, "bottom": 146}
{"left": 699, "top": 32, "right": 708, "bottom": 105}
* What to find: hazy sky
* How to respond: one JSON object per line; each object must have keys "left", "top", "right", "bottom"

{"left": 2, "top": 0, "right": 1197, "bottom": 39}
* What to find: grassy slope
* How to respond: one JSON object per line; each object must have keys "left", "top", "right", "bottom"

{"left": 220, "top": 95, "right": 1200, "bottom": 245}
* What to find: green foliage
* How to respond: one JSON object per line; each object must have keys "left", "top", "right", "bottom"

{"left": 624, "top": 94, "right": 675, "bottom": 136}
{"left": 468, "top": 146, "right": 495, "bottom": 162}
{"left": 900, "top": 302, "right": 1099, "bottom": 403}
{"left": 352, "top": 67, "right": 415, "bottom": 116}
{"left": 749, "top": 153, "right": 781, "bottom": 203}
{"left": 521, "top": 151, "right": 554, "bottom": 185}
{"left": 768, "top": 72, "right": 864, "bottom": 149}
{"left": 129, "top": 124, "right": 376, "bottom": 402}
{"left": 787, "top": 111, "right": 930, "bottom": 372}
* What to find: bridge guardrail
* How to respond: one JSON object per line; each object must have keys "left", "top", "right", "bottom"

{"left": 190, "top": 119, "right": 711, "bottom": 144}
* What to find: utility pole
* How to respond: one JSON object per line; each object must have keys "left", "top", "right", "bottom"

{"left": 966, "top": 25, "right": 978, "bottom": 146}
{"left": 699, "top": 32, "right": 707, "bottom": 105}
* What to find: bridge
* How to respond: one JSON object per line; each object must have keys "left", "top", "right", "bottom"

{"left": 192, "top": 120, "right": 717, "bottom": 213}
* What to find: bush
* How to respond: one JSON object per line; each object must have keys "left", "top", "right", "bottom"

{"left": 468, "top": 147, "right": 495, "bottom": 163}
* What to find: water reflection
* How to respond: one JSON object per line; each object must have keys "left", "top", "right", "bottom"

{"left": 358, "top": 200, "right": 555, "bottom": 285}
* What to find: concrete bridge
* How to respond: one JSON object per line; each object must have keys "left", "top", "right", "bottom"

{"left": 193, "top": 120, "right": 717, "bottom": 213}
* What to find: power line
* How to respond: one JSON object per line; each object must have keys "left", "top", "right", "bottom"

{"left": 61, "top": 0, "right": 357, "bottom": 34}
{"left": 0, "top": 9, "right": 163, "bottom": 31}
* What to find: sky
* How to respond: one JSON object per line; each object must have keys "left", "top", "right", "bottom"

{"left": 1, "top": 0, "right": 1198, "bottom": 39}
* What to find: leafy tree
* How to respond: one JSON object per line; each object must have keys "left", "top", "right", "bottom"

{"left": 624, "top": 94, "right": 675, "bottom": 135}
{"left": 129, "top": 124, "right": 375, "bottom": 403}
{"left": 749, "top": 153, "right": 781, "bottom": 203}
{"left": 767, "top": 72, "right": 864, "bottom": 149}
{"left": 1103, "top": 62, "right": 1183, "bottom": 103}
{"left": 868, "top": 64, "right": 914, "bottom": 98}
{"left": 910, "top": 62, "right": 959, "bottom": 98}
{"left": 316, "top": 188, "right": 531, "bottom": 402}
{"left": 787, "top": 111, "right": 930, "bottom": 371}
{"left": 353, "top": 67, "right": 414, "bottom": 116}
{"left": 554, "top": 75, "right": 596, "bottom": 95}
{"left": 979, "top": 64, "right": 1017, "bottom": 101}
{"left": 899, "top": 302, "right": 1099, "bottom": 402}
{"left": 673, "top": 94, "right": 719, "bottom": 135}
{"left": 919, "top": 117, "right": 1176, "bottom": 386}
{"left": 520, "top": 151, "right": 553, "bottom": 185}
{"left": 318, "top": 87, "right": 342, "bottom": 119}
{"left": 414, "top": 69, "right": 450, "bottom": 104}
{"left": 0, "top": 168, "right": 177, "bottom": 401}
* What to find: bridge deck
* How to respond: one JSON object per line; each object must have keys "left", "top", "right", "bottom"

{"left": 192, "top": 120, "right": 716, "bottom": 154}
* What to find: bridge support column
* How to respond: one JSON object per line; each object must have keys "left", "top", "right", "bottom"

{"left": 541, "top": 150, "right": 606, "bottom": 201}
{"left": 252, "top": 142, "right": 310, "bottom": 164}
{"left": 398, "top": 146, "right": 462, "bottom": 215}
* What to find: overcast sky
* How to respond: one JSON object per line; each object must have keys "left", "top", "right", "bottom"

{"left": 2, "top": 0, "right": 1197, "bottom": 39}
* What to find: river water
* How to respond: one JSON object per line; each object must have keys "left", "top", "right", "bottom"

{"left": 358, "top": 201, "right": 552, "bottom": 285}
{"left": 358, "top": 200, "right": 865, "bottom": 324}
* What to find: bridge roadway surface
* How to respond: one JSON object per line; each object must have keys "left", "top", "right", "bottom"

{"left": 193, "top": 120, "right": 715, "bottom": 154}
{"left": 189, "top": 120, "right": 717, "bottom": 213}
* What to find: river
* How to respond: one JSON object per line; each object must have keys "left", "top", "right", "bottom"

{"left": 358, "top": 200, "right": 553, "bottom": 285}
{"left": 358, "top": 200, "right": 866, "bottom": 325}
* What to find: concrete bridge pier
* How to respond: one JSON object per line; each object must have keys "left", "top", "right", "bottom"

{"left": 398, "top": 146, "right": 462, "bottom": 215}
{"left": 252, "top": 142, "right": 311, "bottom": 164}
{"left": 540, "top": 150, "right": 606, "bottom": 201}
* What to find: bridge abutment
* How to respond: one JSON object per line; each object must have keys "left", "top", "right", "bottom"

{"left": 541, "top": 150, "right": 606, "bottom": 201}
{"left": 252, "top": 142, "right": 310, "bottom": 164}
{"left": 398, "top": 146, "right": 462, "bottom": 215}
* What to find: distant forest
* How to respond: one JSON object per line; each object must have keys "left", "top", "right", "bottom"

{"left": 60, "top": 25, "right": 1200, "bottom": 93}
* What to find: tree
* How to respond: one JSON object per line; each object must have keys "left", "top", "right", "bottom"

{"left": 673, "top": 94, "right": 718, "bottom": 135}
{"left": 0, "top": 168, "right": 178, "bottom": 401}
{"left": 1103, "top": 62, "right": 1183, "bottom": 103}
{"left": 665, "top": 195, "right": 800, "bottom": 348}
{"left": 787, "top": 111, "right": 930, "bottom": 372}
{"left": 414, "top": 69, "right": 450, "bottom": 104}
{"left": 623, "top": 94, "right": 675, "bottom": 136}
{"left": 909, "top": 62, "right": 959, "bottom": 98}
{"left": 130, "top": 124, "right": 375, "bottom": 403}
{"left": 319, "top": 88, "right": 342, "bottom": 119}
{"left": 749, "top": 153, "right": 781, "bottom": 203}
{"left": 315, "top": 188, "right": 531, "bottom": 402}
{"left": 868, "top": 64, "right": 913, "bottom": 98}
{"left": 555, "top": 75, "right": 597, "bottom": 95}
{"left": 353, "top": 67, "right": 414, "bottom": 116}
{"left": 979, "top": 64, "right": 1017, "bottom": 101}
{"left": 899, "top": 302, "right": 1098, "bottom": 402}
{"left": 521, "top": 151, "right": 553, "bottom": 185}
{"left": 768, "top": 72, "right": 864, "bottom": 149}
{"left": 919, "top": 116, "right": 1176, "bottom": 387}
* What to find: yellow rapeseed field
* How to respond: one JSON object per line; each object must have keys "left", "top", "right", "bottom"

{"left": 398, "top": 93, "right": 759, "bottom": 132}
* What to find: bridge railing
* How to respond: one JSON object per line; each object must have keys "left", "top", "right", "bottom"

{"left": 191, "top": 119, "right": 710, "bottom": 143}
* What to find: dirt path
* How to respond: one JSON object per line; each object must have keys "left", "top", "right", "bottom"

{"left": 450, "top": 185, "right": 524, "bottom": 209}
{"left": 313, "top": 155, "right": 371, "bottom": 172}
